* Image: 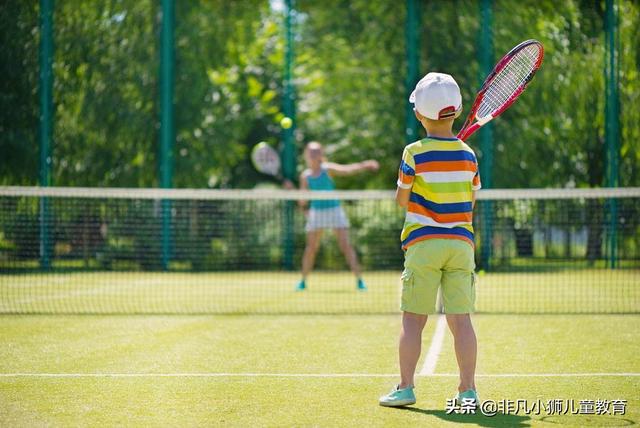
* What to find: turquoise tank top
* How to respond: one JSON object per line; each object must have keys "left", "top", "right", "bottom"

{"left": 306, "top": 168, "right": 340, "bottom": 210}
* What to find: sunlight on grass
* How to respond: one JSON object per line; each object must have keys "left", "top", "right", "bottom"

{"left": 1, "top": 269, "right": 639, "bottom": 313}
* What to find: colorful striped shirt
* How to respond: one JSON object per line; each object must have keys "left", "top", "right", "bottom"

{"left": 397, "top": 136, "right": 481, "bottom": 249}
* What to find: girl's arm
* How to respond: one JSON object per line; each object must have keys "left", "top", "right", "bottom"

{"left": 325, "top": 160, "right": 379, "bottom": 177}
{"left": 298, "top": 171, "right": 309, "bottom": 209}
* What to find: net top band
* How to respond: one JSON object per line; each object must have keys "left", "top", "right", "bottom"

{"left": 0, "top": 186, "right": 639, "bottom": 201}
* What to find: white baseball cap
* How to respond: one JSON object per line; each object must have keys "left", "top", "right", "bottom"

{"left": 409, "top": 72, "right": 462, "bottom": 120}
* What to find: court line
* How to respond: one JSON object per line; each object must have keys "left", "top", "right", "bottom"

{"left": 0, "top": 373, "right": 638, "bottom": 378}
{"left": 420, "top": 314, "right": 447, "bottom": 375}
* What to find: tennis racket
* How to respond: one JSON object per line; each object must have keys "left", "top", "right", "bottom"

{"left": 457, "top": 39, "right": 544, "bottom": 141}
{"left": 251, "top": 141, "right": 283, "bottom": 181}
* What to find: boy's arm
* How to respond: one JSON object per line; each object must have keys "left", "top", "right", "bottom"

{"left": 396, "top": 147, "right": 415, "bottom": 208}
{"left": 396, "top": 186, "right": 411, "bottom": 208}
{"left": 472, "top": 156, "right": 481, "bottom": 209}
{"left": 325, "top": 160, "right": 379, "bottom": 177}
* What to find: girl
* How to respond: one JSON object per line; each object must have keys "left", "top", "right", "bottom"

{"left": 295, "top": 141, "right": 379, "bottom": 291}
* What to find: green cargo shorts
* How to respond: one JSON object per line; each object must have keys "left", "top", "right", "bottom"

{"left": 400, "top": 239, "right": 476, "bottom": 315}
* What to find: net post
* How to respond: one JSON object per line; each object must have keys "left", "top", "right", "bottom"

{"left": 159, "top": 0, "right": 175, "bottom": 271}
{"left": 404, "top": 0, "right": 420, "bottom": 144}
{"left": 282, "top": 0, "right": 297, "bottom": 270}
{"left": 39, "top": 0, "right": 54, "bottom": 270}
{"left": 604, "top": 0, "right": 620, "bottom": 269}
{"left": 478, "top": 0, "right": 494, "bottom": 271}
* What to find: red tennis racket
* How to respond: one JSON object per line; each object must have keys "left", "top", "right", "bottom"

{"left": 457, "top": 39, "right": 544, "bottom": 141}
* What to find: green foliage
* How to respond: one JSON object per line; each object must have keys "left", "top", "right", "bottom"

{"left": 295, "top": 0, "right": 406, "bottom": 189}
{"left": 174, "top": 0, "right": 284, "bottom": 188}
{"left": 0, "top": 0, "right": 638, "bottom": 188}
{"left": 52, "top": 0, "right": 158, "bottom": 186}
{"left": 0, "top": 2, "right": 39, "bottom": 185}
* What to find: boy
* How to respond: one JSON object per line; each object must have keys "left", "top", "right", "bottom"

{"left": 379, "top": 73, "right": 481, "bottom": 407}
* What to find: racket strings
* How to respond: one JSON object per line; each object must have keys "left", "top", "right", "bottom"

{"left": 477, "top": 44, "right": 541, "bottom": 118}
{"left": 252, "top": 146, "right": 281, "bottom": 175}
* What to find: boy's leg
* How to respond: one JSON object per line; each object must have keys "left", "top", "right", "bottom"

{"left": 381, "top": 240, "right": 443, "bottom": 407}
{"left": 333, "top": 228, "right": 362, "bottom": 278}
{"left": 445, "top": 313, "right": 477, "bottom": 393}
{"left": 399, "top": 241, "right": 443, "bottom": 387}
{"left": 301, "top": 230, "right": 323, "bottom": 278}
{"left": 440, "top": 240, "right": 477, "bottom": 393}
{"left": 399, "top": 311, "right": 428, "bottom": 388}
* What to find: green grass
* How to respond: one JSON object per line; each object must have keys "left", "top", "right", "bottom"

{"left": 1, "top": 268, "right": 638, "bottom": 424}
{"left": 0, "top": 314, "right": 638, "bottom": 426}
{"left": 1, "top": 269, "right": 639, "bottom": 313}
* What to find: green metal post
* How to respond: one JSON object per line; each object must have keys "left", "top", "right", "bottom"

{"left": 39, "top": 0, "right": 54, "bottom": 270}
{"left": 604, "top": 0, "right": 620, "bottom": 268}
{"left": 478, "top": 0, "right": 494, "bottom": 271}
{"left": 405, "top": 0, "right": 419, "bottom": 144}
{"left": 282, "top": 0, "right": 296, "bottom": 270}
{"left": 159, "top": 0, "right": 174, "bottom": 271}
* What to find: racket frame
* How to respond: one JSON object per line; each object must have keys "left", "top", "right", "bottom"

{"left": 457, "top": 39, "right": 544, "bottom": 141}
{"left": 251, "top": 142, "right": 283, "bottom": 180}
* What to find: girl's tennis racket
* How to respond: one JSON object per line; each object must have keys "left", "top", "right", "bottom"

{"left": 251, "top": 141, "right": 283, "bottom": 181}
{"left": 457, "top": 39, "right": 544, "bottom": 141}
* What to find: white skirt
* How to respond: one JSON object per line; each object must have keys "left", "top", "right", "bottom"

{"left": 305, "top": 207, "right": 350, "bottom": 231}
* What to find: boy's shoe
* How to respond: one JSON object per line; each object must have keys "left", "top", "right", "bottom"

{"left": 379, "top": 385, "right": 416, "bottom": 407}
{"left": 295, "top": 280, "right": 306, "bottom": 291}
{"left": 454, "top": 389, "right": 479, "bottom": 406}
{"left": 356, "top": 278, "right": 367, "bottom": 291}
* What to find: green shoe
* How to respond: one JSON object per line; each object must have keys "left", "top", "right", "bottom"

{"left": 295, "top": 280, "right": 306, "bottom": 291}
{"left": 454, "top": 389, "right": 479, "bottom": 407}
{"left": 379, "top": 385, "right": 416, "bottom": 407}
{"left": 356, "top": 278, "right": 367, "bottom": 291}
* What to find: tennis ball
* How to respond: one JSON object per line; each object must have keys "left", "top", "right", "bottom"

{"left": 280, "top": 117, "right": 293, "bottom": 129}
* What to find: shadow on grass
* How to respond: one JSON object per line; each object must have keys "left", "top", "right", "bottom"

{"left": 395, "top": 407, "right": 531, "bottom": 427}
{"left": 539, "top": 415, "right": 636, "bottom": 426}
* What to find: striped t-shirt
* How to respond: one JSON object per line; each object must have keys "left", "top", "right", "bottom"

{"left": 397, "top": 136, "right": 481, "bottom": 249}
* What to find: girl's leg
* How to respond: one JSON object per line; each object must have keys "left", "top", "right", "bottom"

{"left": 301, "top": 229, "right": 324, "bottom": 279}
{"left": 333, "top": 228, "right": 362, "bottom": 277}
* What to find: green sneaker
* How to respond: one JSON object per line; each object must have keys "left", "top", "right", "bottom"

{"left": 356, "top": 278, "right": 367, "bottom": 291}
{"left": 379, "top": 385, "right": 416, "bottom": 407}
{"left": 454, "top": 389, "right": 479, "bottom": 407}
{"left": 295, "top": 280, "right": 306, "bottom": 291}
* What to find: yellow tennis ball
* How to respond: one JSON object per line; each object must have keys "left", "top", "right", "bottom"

{"left": 280, "top": 117, "right": 293, "bottom": 129}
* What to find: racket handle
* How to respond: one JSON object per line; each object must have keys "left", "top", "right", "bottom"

{"left": 457, "top": 123, "right": 480, "bottom": 141}
{"left": 457, "top": 115, "right": 493, "bottom": 141}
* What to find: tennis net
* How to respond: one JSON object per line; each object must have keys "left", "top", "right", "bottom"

{"left": 0, "top": 186, "right": 638, "bottom": 314}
